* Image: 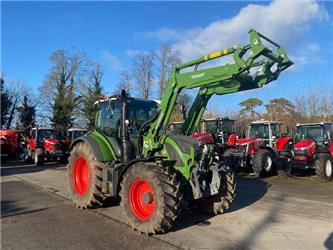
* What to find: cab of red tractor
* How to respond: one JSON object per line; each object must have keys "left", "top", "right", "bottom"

{"left": 26, "top": 127, "right": 66, "bottom": 166}
{"left": 200, "top": 118, "right": 236, "bottom": 144}
{"left": 277, "top": 122, "right": 333, "bottom": 181}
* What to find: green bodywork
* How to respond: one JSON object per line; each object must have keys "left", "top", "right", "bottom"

{"left": 76, "top": 29, "right": 292, "bottom": 183}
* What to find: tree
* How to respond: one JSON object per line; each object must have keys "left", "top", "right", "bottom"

{"left": 39, "top": 49, "right": 88, "bottom": 134}
{"left": 170, "top": 93, "right": 192, "bottom": 122}
{"left": 6, "top": 80, "right": 29, "bottom": 129}
{"left": 0, "top": 74, "right": 12, "bottom": 128}
{"left": 156, "top": 46, "right": 181, "bottom": 99}
{"left": 132, "top": 51, "right": 155, "bottom": 99}
{"left": 239, "top": 98, "right": 263, "bottom": 118}
{"left": 16, "top": 96, "right": 36, "bottom": 132}
{"left": 82, "top": 64, "right": 103, "bottom": 129}
{"left": 265, "top": 97, "right": 297, "bottom": 134}
{"left": 115, "top": 70, "right": 133, "bottom": 95}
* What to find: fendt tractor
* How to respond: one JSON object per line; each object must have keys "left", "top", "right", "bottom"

{"left": 277, "top": 122, "right": 333, "bottom": 181}
{"left": 223, "top": 120, "right": 292, "bottom": 176}
{"left": 66, "top": 30, "right": 292, "bottom": 234}
{"left": 26, "top": 127, "right": 66, "bottom": 166}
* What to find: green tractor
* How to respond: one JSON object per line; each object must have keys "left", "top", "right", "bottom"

{"left": 67, "top": 30, "right": 292, "bottom": 234}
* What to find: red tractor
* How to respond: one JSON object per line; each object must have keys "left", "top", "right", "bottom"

{"left": 0, "top": 129, "right": 27, "bottom": 162}
{"left": 277, "top": 122, "right": 333, "bottom": 181}
{"left": 223, "top": 120, "right": 292, "bottom": 177}
{"left": 25, "top": 127, "right": 66, "bottom": 166}
{"left": 63, "top": 128, "right": 88, "bottom": 152}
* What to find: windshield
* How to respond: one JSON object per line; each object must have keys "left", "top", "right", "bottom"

{"left": 296, "top": 125, "right": 324, "bottom": 143}
{"left": 127, "top": 99, "right": 158, "bottom": 137}
{"left": 37, "top": 129, "right": 57, "bottom": 141}
{"left": 72, "top": 130, "right": 87, "bottom": 139}
{"left": 248, "top": 124, "right": 269, "bottom": 139}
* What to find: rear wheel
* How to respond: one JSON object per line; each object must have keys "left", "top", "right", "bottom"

{"left": 315, "top": 153, "right": 333, "bottom": 181}
{"left": 67, "top": 142, "right": 105, "bottom": 208}
{"left": 34, "top": 148, "right": 44, "bottom": 166}
{"left": 194, "top": 164, "right": 236, "bottom": 215}
{"left": 120, "top": 162, "right": 181, "bottom": 234}
{"left": 252, "top": 149, "right": 274, "bottom": 177}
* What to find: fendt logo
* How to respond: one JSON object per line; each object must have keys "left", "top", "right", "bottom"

{"left": 191, "top": 73, "right": 205, "bottom": 79}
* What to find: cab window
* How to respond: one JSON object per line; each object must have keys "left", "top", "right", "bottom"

{"left": 96, "top": 101, "right": 121, "bottom": 138}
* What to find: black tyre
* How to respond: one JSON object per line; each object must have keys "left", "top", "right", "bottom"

{"left": 120, "top": 162, "right": 181, "bottom": 234}
{"left": 67, "top": 142, "right": 105, "bottom": 208}
{"left": 315, "top": 153, "right": 333, "bottom": 181}
{"left": 194, "top": 164, "right": 236, "bottom": 215}
{"left": 223, "top": 148, "right": 241, "bottom": 172}
{"left": 34, "top": 148, "right": 44, "bottom": 166}
{"left": 277, "top": 157, "right": 292, "bottom": 178}
{"left": 252, "top": 149, "right": 274, "bottom": 177}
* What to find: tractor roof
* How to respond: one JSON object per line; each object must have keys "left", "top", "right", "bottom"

{"left": 250, "top": 120, "right": 282, "bottom": 125}
{"left": 68, "top": 128, "right": 88, "bottom": 132}
{"left": 296, "top": 122, "right": 332, "bottom": 127}
{"left": 31, "top": 127, "right": 54, "bottom": 131}
{"left": 203, "top": 117, "right": 235, "bottom": 122}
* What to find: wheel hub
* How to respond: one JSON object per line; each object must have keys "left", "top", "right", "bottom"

{"left": 326, "top": 159, "right": 332, "bottom": 177}
{"left": 129, "top": 179, "right": 155, "bottom": 221}
{"left": 265, "top": 156, "right": 273, "bottom": 172}
{"left": 72, "top": 156, "right": 90, "bottom": 196}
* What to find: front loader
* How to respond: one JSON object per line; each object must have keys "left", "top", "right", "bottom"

{"left": 67, "top": 29, "right": 292, "bottom": 234}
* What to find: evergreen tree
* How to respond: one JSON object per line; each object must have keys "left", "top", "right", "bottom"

{"left": 83, "top": 65, "right": 103, "bottom": 129}
{"left": 0, "top": 76, "right": 12, "bottom": 128}
{"left": 16, "top": 96, "right": 36, "bottom": 132}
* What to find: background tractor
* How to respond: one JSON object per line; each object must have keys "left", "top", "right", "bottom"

{"left": 277, "top": 122, "right": 333, "bottom": 181}
{"left": 223, "top": 120, "right": 292, "bottom": 176}
{"left": 199, "top": 117, "right": 235, "bottom": 145}
{"left": 66, "top": 29, "right": 292, "bottom": 234}
{"left": 26, "top": 127, "right": 66, "bottom": 166}
{"left": 0, "top": 129, "right": 26, "bottom": 162}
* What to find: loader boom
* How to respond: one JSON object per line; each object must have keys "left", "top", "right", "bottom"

{"left": 143, "top": 29, "right": 292, "bottom": 153}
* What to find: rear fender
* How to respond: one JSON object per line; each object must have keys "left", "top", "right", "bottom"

{"left": 329, "top": 141, "right": 333, "bottom": 157}
{"left": 70, "top": 131, "right": 117, "bottom": 162}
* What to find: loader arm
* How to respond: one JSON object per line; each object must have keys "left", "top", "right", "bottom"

{"left": 143, "top": 29, "right": 293, "bottom": 154}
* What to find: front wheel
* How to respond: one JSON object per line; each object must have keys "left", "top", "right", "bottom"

{"left": 120, "top": 162, "right": 181, "bottom": 234}
{"left": 277, "top": 157, "right": 293, "bottom": 178}
{"left": 194, "top": 164, "right": 236, "bottom": 215}
{"left": 252, "top": 149, "right": 275, "bottom": 177}
{"left": 67, "top": 142, "right": 105, "bottom": 208}
{"left": 315, "top": 154, "right": 333, "bottom": 181}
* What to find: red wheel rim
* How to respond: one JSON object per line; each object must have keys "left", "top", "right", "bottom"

{"left": 129, "top": 179, "right": 155, "bottom": 221}
{"left": 72, "top": 156, "right": 90, "bottom": 196}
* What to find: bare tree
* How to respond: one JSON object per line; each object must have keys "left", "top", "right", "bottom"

{"left": 115, "top": 70, "right": 133, "bottom": 95}
{"left": 156, "top": 46, "right": 181, "bottom": 99}
{"left": 132, "top": 51, "right": 155, "bottom": 99}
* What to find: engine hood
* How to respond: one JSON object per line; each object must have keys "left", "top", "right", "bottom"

{"left": 44, "top": 138, "right": 60, "bottom": 145}
{"left": 236, "top": 137, "right": 260, "bottom": 146}
{"left": 294, "top": 139, "right": 314, "bottom": 150}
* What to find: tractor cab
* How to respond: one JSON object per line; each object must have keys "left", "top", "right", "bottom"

{"left": 200, "top": 117, "right": 235, "bottom": 144}
{"left": 247, "top": 120, "right": 282, "bottom": 148}
{"left": 294, "top": 122, "right": 333, "bottom": 160}
{"left": 96, "top": 95, "right": 158, "bottom": 160}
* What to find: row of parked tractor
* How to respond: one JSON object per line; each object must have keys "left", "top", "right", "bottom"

{"left": 0, "top": 127, "right": 87, "bottom": 165}
{"left": 171, "top": 119, "right": 333, "bottom": 181}
{"left": 1, "top": 119, "right": 332, "bottom": 182}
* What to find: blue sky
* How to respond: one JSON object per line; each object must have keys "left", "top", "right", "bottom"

{"left": 2, "top": 1, "right": 333, "bottom": 113}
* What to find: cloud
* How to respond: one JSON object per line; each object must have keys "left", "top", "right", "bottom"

{"left": 138, "top": 0, "right": 328, "bottom": 60}
{"left": 102, "top": 51, "right": 121, "bottom": 71}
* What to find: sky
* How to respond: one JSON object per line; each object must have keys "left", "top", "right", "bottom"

{"left": 2, "top": 0, "right": 333, "bottom": 113}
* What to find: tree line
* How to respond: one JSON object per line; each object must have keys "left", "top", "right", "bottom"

{"left": 1, "top": 46, "right": 187, "bottom": 135}
{"left": 1, "top": 47, "right": 332, "bottom": 137}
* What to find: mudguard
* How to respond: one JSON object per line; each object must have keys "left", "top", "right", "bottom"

{"left": 70, "top": 131, "right": 117, "bottom": 162}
